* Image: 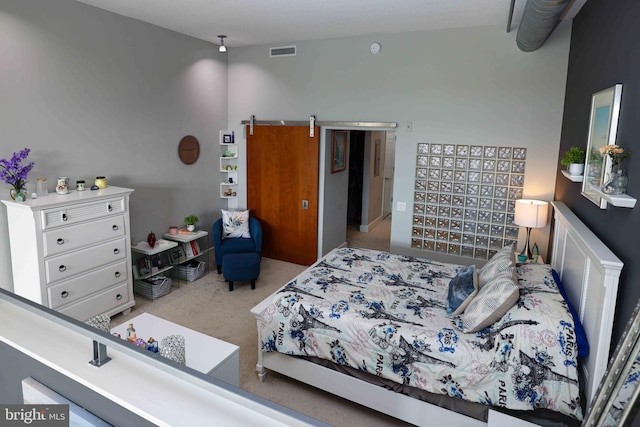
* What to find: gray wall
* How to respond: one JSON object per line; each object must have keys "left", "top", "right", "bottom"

{"left": 555, "top": 0, "right": 640, "bottom": 347}
{"left": 227, "top": 24, "right": 572, "bottom": 261}
{"left": 0, "top": 0, "right": 228, "bottom": 291}
{"left": 321, "top": 129, "right": 349, "bottom": 254}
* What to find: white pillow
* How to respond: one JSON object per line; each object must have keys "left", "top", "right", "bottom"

{"left": 221, "top": 209, "right": 251, "bottom": 239}
{"left": 477, "top": 244, "right": 514, "bottom": 288}
{"left": 460, "top": 269, "right": 519, "bottom": 333}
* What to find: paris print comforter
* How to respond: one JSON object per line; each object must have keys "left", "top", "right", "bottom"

{"left": 255, "top": 247, "right": 583, "bottom": 420}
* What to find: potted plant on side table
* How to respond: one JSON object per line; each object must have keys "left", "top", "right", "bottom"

{"left": 184, "top": 214, "right": 199, "bottom": 232}
{"left": 560, "top": 146, "right": 586, "bottom": 176}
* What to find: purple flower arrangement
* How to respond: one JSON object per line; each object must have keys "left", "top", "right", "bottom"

{"left": 0, "top": 148, "right": 35, "bottom": 195}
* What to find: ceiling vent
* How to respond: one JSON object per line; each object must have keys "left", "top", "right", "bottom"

{"left": 270, "top": 45, "right": 297, "bottom": 58}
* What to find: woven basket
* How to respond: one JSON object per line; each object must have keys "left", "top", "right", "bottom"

{"left": 133, "top": 275, "right": 172, "bottom": 299}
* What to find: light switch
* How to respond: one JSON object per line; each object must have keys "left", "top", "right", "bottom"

{"left": 396, "top": 201, "right": 406, "bottom": 212}
{"left": 302, "top": 200, "right": 309, "bottom": 209}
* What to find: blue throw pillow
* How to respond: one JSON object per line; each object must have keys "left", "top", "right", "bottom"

{"left": 552, "top": 268, "right": 589, "bottom": 358}
{"left": 447, "top": 265, "right": 477, "bottom": 316}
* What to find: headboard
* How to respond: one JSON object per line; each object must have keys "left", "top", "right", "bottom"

{"left": 549, "top": 201, "right": 623, "bottom": 405}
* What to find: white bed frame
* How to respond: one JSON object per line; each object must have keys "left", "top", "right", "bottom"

{"left": 250, "top": 201, "right": 623, "bottom": 426}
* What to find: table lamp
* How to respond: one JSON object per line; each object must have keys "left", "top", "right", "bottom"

{"left": 514, "top": 199, "right": 549, "bottom": 260}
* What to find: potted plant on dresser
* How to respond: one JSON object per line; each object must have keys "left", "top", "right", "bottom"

{"left": 560, "top": 146, "right": 586, "bottom": 176}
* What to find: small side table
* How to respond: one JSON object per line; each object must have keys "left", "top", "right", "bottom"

{"left": 163, "top": 229, "right": 211, "bottom": 285}
{"left": 131, "top": 239, "right": 179, "bottom": 281}
{"left": 131, "top": 239, "right": 179, "bottom": 299}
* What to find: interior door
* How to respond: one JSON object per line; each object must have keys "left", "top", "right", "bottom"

{"left": 247, "top": 125, "right": 319, "bottom": 265}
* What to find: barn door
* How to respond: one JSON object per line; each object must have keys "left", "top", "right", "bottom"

{"left": 247, "top": 125, "right": 319, "bottom": 265}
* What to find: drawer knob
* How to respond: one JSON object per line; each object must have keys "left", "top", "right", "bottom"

{"left": 108, "top": 204, "right": 113, "bottom": 212}
{"left": 57, "top": 238, "right": 65, "bottom": 245}
{"left": 116, "top": 294, "right": 123, "bottom": 300}
{"left": 61, "top": 291, "right": 69, "bottom": 298}
{"left": 58, "top": 265, "right": 66, "bottom": 272}
{"left": 113, "top": 248, "right": 120, "bottom": 255}
{"left": 62, "top": 213, "right": 68, "bottom": 221}
{"left": 112, "top": 225, "right": 119, "bottom": 231}
{"left": 115, "top": 271, "right": 121, "bottom": 278}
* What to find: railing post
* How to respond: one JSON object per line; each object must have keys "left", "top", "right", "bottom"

{"left": 89, "top": 340, "right": 111, "bottom": 367}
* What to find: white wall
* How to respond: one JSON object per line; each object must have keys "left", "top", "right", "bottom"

{"left": 0, "top": 0, "right": 228, "bottom": 290}
{"left": 227, "top": 24, "right": 571, "bottom": 260}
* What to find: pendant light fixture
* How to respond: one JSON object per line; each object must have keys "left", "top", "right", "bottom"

{"left": 218, "top": 35, "right": 227, "bottom": 53}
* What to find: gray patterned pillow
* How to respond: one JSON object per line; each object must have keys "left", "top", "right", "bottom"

{"left": 461, "top": 269, "right": 519, "bottom": 333}
{"left": 477, "top": 244, "right": 515, "bottom": 288}
{"left": 221, "top": 209, "right": 251, "bottom": 239}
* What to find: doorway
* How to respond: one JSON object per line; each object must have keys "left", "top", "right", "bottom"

{"left": 345, "top": 130, "right": 393, "bottom": 251}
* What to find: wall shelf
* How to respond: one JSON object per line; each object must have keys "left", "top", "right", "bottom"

{"left": 561, "top": 170, "right": 583, "bottom": 182}
{"left": 592, "top": 187, "right": 637, "bottom": 208}
{"left": 219, "top": 130, "right": 238, "bottom": 203}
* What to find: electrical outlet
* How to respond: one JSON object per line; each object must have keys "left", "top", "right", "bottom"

{"left": 404, "top": 122, "right": 412, "bottom": 132}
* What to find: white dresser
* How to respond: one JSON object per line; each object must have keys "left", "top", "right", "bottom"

{"left": 2, "top": 186, "right": 135, "bottom": 321}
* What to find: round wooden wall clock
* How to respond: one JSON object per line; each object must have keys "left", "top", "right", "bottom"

{"left": 178, "top": 135, "right": 200, "bottom": 165}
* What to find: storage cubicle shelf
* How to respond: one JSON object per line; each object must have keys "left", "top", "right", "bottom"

{"left": 131, "top": 239, "right": 178, "bottom": 280}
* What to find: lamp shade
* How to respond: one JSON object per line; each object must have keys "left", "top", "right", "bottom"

{"left": 514, "top": 199, "right": 549, "bottom": 229}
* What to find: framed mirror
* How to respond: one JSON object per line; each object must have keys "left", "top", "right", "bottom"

{"left": 583, "top": 299, "right": 640, "bottom": 426}
{"left": 581, "top": 84, "right": 623, "bottom": 208}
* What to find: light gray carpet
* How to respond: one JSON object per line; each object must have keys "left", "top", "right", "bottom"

{"left": 111, "top": 254, "right": 412, "bottom": 426}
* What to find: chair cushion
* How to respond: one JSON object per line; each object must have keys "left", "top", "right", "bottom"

{"left": 222, "top": 209, "right": 251, "bottom": 239}
{"left": 220, "top": 236, "right": 257, "bottom": 254}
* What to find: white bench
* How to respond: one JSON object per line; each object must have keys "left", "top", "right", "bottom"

{"left": 111, "top": 312, "right": 239, "bottom": 387}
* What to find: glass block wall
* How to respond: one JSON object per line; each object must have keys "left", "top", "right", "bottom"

{"left": 412, "top": 143, "right": 526, "bottom": 260}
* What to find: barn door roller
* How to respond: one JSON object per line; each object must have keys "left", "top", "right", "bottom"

{"left": 242, "top": 116, "right": 397, "bottom": 134}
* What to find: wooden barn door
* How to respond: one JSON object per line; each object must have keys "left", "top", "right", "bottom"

{"left": 247, "top": 125, "right": 319, "bottom": 265}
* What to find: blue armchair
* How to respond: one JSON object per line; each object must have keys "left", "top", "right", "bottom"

{"left": 212, "top": 217, "right": 263, "bottom": 286}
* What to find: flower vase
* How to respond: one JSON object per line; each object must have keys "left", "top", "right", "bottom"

{"left": 602, "top": 166, "right": 628, "bottom": 195}
{"left": 9, "top": 187, "right": 27, "bottom": 202}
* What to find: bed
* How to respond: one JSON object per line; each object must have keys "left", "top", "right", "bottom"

{"left": 250, "top": 202, "right": 623, "bottom": 426}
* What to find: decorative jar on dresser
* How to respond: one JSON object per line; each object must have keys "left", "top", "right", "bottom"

{"left": 1, "top": 186, "right": 135, "bottom": 321}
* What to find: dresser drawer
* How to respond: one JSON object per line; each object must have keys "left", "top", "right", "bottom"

{"left": 43, "top": 215, "right": 126, "bottom": 257}
{"left": 45, "top": 237, "right": 127, "bottom": 284}
{"left": 40, "top": 197, "right": 126, "bottom": 230}
{"left": 47, "top": 260, "right": 128, "bottom": 309}
{"left": 58, "top": 282, "right": 130, "bottom": 321}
